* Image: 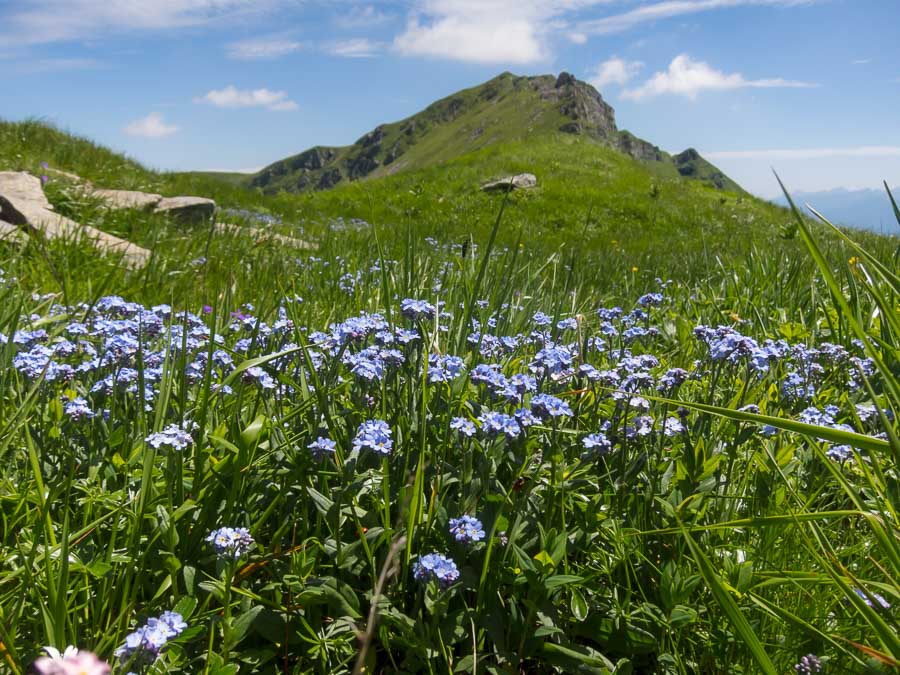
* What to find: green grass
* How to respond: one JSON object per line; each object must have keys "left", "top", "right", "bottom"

{"left": 0, "top": 117, "right": 898, "bottom": 674}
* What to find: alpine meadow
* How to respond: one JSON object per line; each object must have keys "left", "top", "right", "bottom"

{"left": 0, "top": 18, "right": 899, "bottom": 675}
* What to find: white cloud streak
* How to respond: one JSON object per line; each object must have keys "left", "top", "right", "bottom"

{"left": 588, "top": 56, "right": 643, "bottom": 89}
{"left": 578, "top": 0, "right": 819, "bottom": 36}
{"left": 622, "top": 54, "right": 817, "bottom": 100}
{"left": 124, "top": 112, "right": 179, "bottom": 138}
{"left": 325, "top": 38, "right": 383, "bottom": 58}
{"left": 704, "top": 146, "right": 900, "bottom": 160}
{"left": 1, "top": 0, "right": 271, "bottom": 46}
{"left": 194, "top": 86, "right": 298, "bottom": 111}
{"left": 226, "top": 36, "right": 303, "bottom": 60}
{"left": 334, "top": 5, "right": 393, "bottom": 29}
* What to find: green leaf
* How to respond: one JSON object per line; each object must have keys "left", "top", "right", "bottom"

{"left": 544, "top": 574, "right": 583, "bottom": 590}
{"left": 570, "top": 587, "right": 589, "bottom": 622}
{"left": 228, "top": 605, "right": 264, "bottom": 647}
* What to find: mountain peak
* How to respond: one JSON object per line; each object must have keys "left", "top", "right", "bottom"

{"left": 249, "top": 71, "right": 740, "bottom": 194}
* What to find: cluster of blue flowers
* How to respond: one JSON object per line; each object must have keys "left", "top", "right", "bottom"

{"left": 412, "top": 553, "right": 460, "bottom": 587}
{"left": 114, "top": 611, "right": 187, "bottom": 666}
{"left": 145, "top": 424, "right": 193, "bottom": 451}
{"left": 448, "top": 515, "right": 485, "bottom": 544}
{"left": 206, "top": 527, "right": 255, "bottom": 558}
{"left": 352, "top": 419, "right": 393, "bottom": 454}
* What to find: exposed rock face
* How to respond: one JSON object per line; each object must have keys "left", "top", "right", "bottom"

{"left": 154, "top": 196, "right": 216, "bottom": 223}
{"left": 673, "top": 148, "right": 736, "bottom": 190}
{"left": 481, "top": 173, "right": 537, "bottom": 192}
{"left": 0, "top": 172, "right": 150, "bottom": 267}
{"left": 617, "top": 132, "right": 664, "bottom": 163}
{"left": 0, "top": 219, "right": 26, "bottom": 244}
{"left": 531, "top": 71, "right": 618, "bottom": 140}
{"left": 93, "top": 189, "right": 163, "bottom": 210}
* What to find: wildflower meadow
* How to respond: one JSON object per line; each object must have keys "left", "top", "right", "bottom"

{"left": 1, "top": 163, "right": 899, "bottom": 674}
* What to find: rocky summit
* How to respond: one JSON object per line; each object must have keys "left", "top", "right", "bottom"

{"left": 248, "top": 71, "right": 740, "bottom": 195}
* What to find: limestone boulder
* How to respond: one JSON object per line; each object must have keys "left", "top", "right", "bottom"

{"left": 154, "top": 196, "right": 216, "bottom": 223}
{"left": 93, "top": 189, "right": 162, "bottom": 210}
{"left": 0, "top": 171, "right": 150, "bottom": 267}
{"left": 480, "top": 173, "right": 537, "bottom": 193}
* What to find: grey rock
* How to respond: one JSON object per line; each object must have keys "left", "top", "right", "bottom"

{"left": 93, "top": 189, "right": 163, "bottom": 210}
{"left": 0, "top": 219, "right": 27, "bottom": 244}
{"left": 0, "top": 171, "right": 150, "bottom": 266}
{"left": 480, "top": 173, "right": 538, "bottom": 193}
{"left": 154, "top": 196, "right": 216, "bottom": 223}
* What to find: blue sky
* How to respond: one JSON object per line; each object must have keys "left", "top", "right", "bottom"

{"left": 1, "top": 0, "right": 897, "bottom": 197}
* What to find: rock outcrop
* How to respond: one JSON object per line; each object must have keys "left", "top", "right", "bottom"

{"left": 154, "top": 196, "right": 216, "bottom": 223}
{"left": 92, "top": 189, "right": 163, "bottom": 210}
{"left": 0, "top": 172, "right": 150, "bottom": 266}
{"left": 480, "top": 173, "right": 538, "bottom": 193}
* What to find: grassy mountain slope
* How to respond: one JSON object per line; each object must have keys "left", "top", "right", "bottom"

{"left": 3, "top": 116, "right": 889, "bottom": 297}
{"left": 248, "top": 72, "right": 741, "bottom": 194}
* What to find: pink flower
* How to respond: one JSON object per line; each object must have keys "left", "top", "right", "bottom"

{"left": 33, "top": 646, "right": 111, "bottom": 675}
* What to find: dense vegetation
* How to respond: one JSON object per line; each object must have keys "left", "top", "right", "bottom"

{"left": 0, "top": 118, "right": 898, "bottom": 674}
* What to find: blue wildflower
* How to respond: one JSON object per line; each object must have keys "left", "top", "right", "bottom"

{"left": 450, "top": 417, "right": 476, "bottom": 437}
{"left": 853, "top": 587, "right": 891, "bottom": 609}
{"left": 448, "top": 515, "right": 485, "bottom": 544}
{"left": 353, "top": 419, "right": 393, "bottom": 454}
{"left": 412, "top": 553, "right": 460, "bottom": 586}
{"left": 308, "top": 436, "right": 336, "bottom": 458}
{"left": 583, "top": 432, "right": 612, "bottom": 455}
{"left": 401, "top": 298, "right": 436, "bottom": 321}
{"left": 145, "top": 424, "right": 193, "bottom": 451}
{"left": 206, "top": 527, "right": 254, "bottom": 558}
{"left": 531, "top": 393, "right": 573, "bottom": 419}
{"left": 478, "top": 410, "right": 521, "bottom": 439}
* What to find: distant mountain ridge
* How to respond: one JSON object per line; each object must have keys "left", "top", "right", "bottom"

{"left": 773, "top": 186, "right": 899, "bottom": 233}
{"left": 249, "top": 71, "right": 741, "bottom": 194}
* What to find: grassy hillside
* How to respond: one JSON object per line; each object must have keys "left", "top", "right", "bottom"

{"left": 247, "top": 72, "right": 741, "bottom": 194}
{"left": 1, "top": 118, "right": 900, "bottom": 674}
{"left": 0, "top": 117, "right": 892, "bottom": 302}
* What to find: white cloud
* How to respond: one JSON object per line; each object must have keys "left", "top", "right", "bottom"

{"left": 195, "top": 86, "right": 298, "bottom": 111}
{"left": 578, "top": 0, "right": 820, "bottom": 36}
{"left": 325, "top": 38, "right": 383, "bottom": 58}
{"left": 0, "top": 0, "right": 271, "bottom": 46}
{"left": 622, "top": 53, "right": 817, "bottom": 100}
{"left": 226, "top": 36, "right": 303, "bottom": 60}
{"left": 392, "top": 1, "right": 556, "bottom": 64}
{"left": 567, "top": 32, "right": 588, "bottom": 44}
{"left": 124, "top": 112, "right": 179, "bottom": 138}
{"left": 334, "top": 5, "right": 393, "bottom": 29}
{"left": 851, "top": 58, "right": 871, "bottom": 65}
{"left": 704, "top": 146, "right": 900, "bottom": 160}
{"left": 588, "top": 56, "right": 643, "bottom": 89}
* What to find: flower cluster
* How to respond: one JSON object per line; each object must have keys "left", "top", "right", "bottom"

{"left": 412, "top": 553, "right": 460, "bottom": 586}
{"left": 352, "top": 419, "right": 393, "bottom": 454}
{"left": 145, "top": 424, "right": 193, "bottom": 451}
{"left": 207, "top": 527, "right": 255, "bottom": 558}
{"left": 114, "top": 611, "right": 187, "bottom": 666}
{"left": 793, "top": 654, "right": 822, "bottom": 675}
{"left": 448, "top": 515, "right": 485, "bottom": 544}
